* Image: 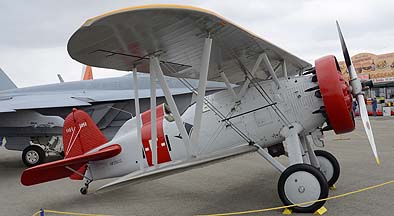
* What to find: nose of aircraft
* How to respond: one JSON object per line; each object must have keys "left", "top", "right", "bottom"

{"left": 313, "top": 55, "right": 355, "bottom": 134}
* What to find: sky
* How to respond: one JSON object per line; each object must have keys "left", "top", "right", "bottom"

{"left": 1, "top": 0, "right": 393, "bottom": 87}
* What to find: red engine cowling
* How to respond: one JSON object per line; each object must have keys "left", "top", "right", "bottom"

{"left": 315, "top": 55, "right": 355, "bottom": 134}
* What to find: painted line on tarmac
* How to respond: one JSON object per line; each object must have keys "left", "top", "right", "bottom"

{"left": 197, "top": 179, "right": 394, "bottom": 216}
{"left": 32, "top": 209, "right": 111, "bottom": 216}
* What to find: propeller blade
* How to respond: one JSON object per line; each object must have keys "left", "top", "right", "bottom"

{"left": 357, "top": 94, "right": 380, "bottom": 165}
{"left": 336, "top": 21, "right": 352, "bottom": 69}
{"left": 336, "top": 21, "right": 380, "bottom": 165}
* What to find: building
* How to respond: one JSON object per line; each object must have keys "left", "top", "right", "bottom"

{"left": 339, "top": 52, "right": 394, "bottom": 115}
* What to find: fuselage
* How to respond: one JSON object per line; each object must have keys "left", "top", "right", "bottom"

{"left": 86, "top": 75, "right": 326, "bottom": 180}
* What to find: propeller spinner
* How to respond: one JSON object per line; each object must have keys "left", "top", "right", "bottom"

{"left": 336, "top": 21, "right": 380, "bottom": 165}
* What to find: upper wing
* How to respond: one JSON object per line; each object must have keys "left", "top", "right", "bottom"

{"left": 21, "top": 144, "right": 121, "bottom": 186}
{"left": 68, "top": 4, "right": 311, "bottom": 84}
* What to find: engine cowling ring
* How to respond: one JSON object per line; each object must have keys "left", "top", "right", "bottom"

{"left": 315, "top": 55, "right": 355, "bottom": 134}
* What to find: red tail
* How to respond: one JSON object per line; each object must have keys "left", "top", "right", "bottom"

{"left": 63, "top": 108, "right": 108, "bottom": 179}
{"left": 63, "top": 108, "right": 108, "bottom": 158}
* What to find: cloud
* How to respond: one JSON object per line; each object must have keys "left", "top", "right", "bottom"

{"left": 0, "top": 0, "right": 393, "bottom": 87}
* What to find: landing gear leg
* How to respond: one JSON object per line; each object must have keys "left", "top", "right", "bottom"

{"left": 278, "top": 124, "right": 329, "bottom": 212}
{"left": 305, "top": 133, "right": 340, "bottom": 187}
{"left": 314, "top": 150, "right": 340, "bottom": 187}
{"left": 64, "top": 166, "right": 93, "bottom": 195}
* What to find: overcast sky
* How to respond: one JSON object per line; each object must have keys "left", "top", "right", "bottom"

{"left": 1, "top": 0, "right": 393, "bottom": 87}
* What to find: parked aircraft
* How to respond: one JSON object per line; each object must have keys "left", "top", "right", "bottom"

{"left": 21, "top": 5, "right": 379, "bottom": 213}
{"left": 0, "top": 67, "right": 224, "bottom": 167}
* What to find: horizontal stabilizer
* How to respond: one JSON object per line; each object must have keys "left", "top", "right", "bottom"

{"left": 21, "top": 144, "right": 121, "bottom": 186}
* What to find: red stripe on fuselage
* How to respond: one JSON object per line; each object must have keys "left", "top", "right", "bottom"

{"left": 141, "top": 104, "right": 171, "bottom": 166}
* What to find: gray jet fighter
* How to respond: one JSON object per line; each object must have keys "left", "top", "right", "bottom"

{"left": 0, "top": 68, "right": 224, "bottom": 166}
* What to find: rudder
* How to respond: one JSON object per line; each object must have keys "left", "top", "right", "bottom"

{"left": 63, "top": 108, "right": 108, "bottom": 158}
{"left": 63, "top": 108, "right": 108, "bottom": 180}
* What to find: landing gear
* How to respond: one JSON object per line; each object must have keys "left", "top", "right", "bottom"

{"left": 315, "top": 150, "right": 340, "bottom": 187}
{"left": 22, "top": 145, "right": 46, "bottom": 167}
{"left": 80, "top": 186, "right": 88, "bottom": 195}
{"left": 80, "top": 179, "right": 92, "bottom": 195}
{"left": 278, "top": 164, "right": 329, "bottom": 213}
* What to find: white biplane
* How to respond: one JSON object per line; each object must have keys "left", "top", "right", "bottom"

{"left": 21, "top": 5, "right": 379, "bottom": 213}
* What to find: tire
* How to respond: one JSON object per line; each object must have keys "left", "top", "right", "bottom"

{"left": 278, "top": 164, "right": 329, "bottom": 213}
{"left": 314, "top": 150, "right": 340, "bottom": 187}
{"left": 22, "top": 145, "right": 46, "bottom": 167}
{"left": 80, "top": 187, "right": 88, "bottom": 195}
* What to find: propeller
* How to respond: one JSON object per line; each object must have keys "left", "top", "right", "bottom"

{"left": 336, "top": 21, "right": 380, "bottom": 165}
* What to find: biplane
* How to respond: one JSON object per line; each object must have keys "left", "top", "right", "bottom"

{"left": 21, "top": 5, "right": 379, "bottom": 213}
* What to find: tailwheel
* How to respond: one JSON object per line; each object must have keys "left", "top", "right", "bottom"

{"left": 315, "top": 150, "right": 340, "bottom": 187}
{"left": 80, "top": 179, "right": 92, "bottom": 195}
{"left": 80, "top": 186, "right": 88, "bottom": 195}
{"left": 278, "top": 164, "right": 329, "bottom": 213}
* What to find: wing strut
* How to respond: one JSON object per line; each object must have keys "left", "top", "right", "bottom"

{"left": 190, "top": 37, "right": 212, "bottom": 154}
{"left": 133, "top": 67, "right": 145, "bottom": 171}
{"left": 112, "top": 24, "right": 147, "bottom": 169}
{"left": 220, "top": 71, "right": 237, "bottom": 100}
{"left": 151, "top": 56, "right": 192, "bottom": 158}
{"left": 238, "top": 53, "right": 264, "bottom": 100}
{"left": 282, "top": 60, "right": 288, "bottom": 79}
{"left": 262, "top": 53, "right": 280, "bottom": 89}
{"left": 149, "top": 59, "right": 158, "bottom": 166}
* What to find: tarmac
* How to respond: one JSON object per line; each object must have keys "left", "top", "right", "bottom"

{"left": 1, "top": 117, "right": 394, "bottom": 216}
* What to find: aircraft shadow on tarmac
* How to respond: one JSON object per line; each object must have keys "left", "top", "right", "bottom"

{"left": 20, "top": 153, "right": 282, "bottom": 215}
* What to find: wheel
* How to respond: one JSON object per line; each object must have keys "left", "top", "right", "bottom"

{"left": 278, "top": 164, "right": 329, "bottom": 213}
{"left": 80, "top": 187, "right": 88, "bottom": 195}
{"left": 22, "top": 145, "right": 46, "bottom": 167}
{"left": 314, "top": 150, "right": 340, "bottom": 187}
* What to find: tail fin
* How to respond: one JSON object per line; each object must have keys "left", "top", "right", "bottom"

{"left": 63, "top": 108, "right": 108, "bottom": 180}
{"left": 63, "top": 108, "right": 108, "bottom": 158}
{"left": 81, "top": 65, "right": 93, "bottom": 80}
{"left": 0, "top": 68, "right": 17, "bottom": 91}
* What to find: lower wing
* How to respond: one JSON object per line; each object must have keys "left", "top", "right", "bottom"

{"left": 97, "top": 145, "right": 256, "bottom": 193}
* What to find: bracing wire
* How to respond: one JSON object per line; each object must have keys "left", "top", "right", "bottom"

{"left": 160, "top": 62, "right": 253, "bottom": 144}
{"left": 215, "top": 38, "right": 293, "bottom": 127}
{"left": 176, "top": 76, "right": 253, "bottom": 144}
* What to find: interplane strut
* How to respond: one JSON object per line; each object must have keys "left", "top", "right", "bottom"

{"left": 132, "top": 67, "right": 145, "bottom": 170}
{"left": 190, "top": 37, "right": 212, "bottom": 155}
{"left": 151, "top": 56, "right": 192, "bottom": 158}
{"left": 149, "top": 58, "right": 158, "bottom": 166}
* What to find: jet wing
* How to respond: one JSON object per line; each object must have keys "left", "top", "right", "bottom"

{"left": 0, "top": 94, "right": 91, "bottom": 113}
{"left": 0, "top": 88, "right": 201, "bottom": 113}
{"left": 68, "top": 4, "right": 311, "bottom": 84}
{"left": 97, "top": 145, "right": 255, "bottom": 193}
{"left": 21, "top": 144, "right": 121, "bottom": 186}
